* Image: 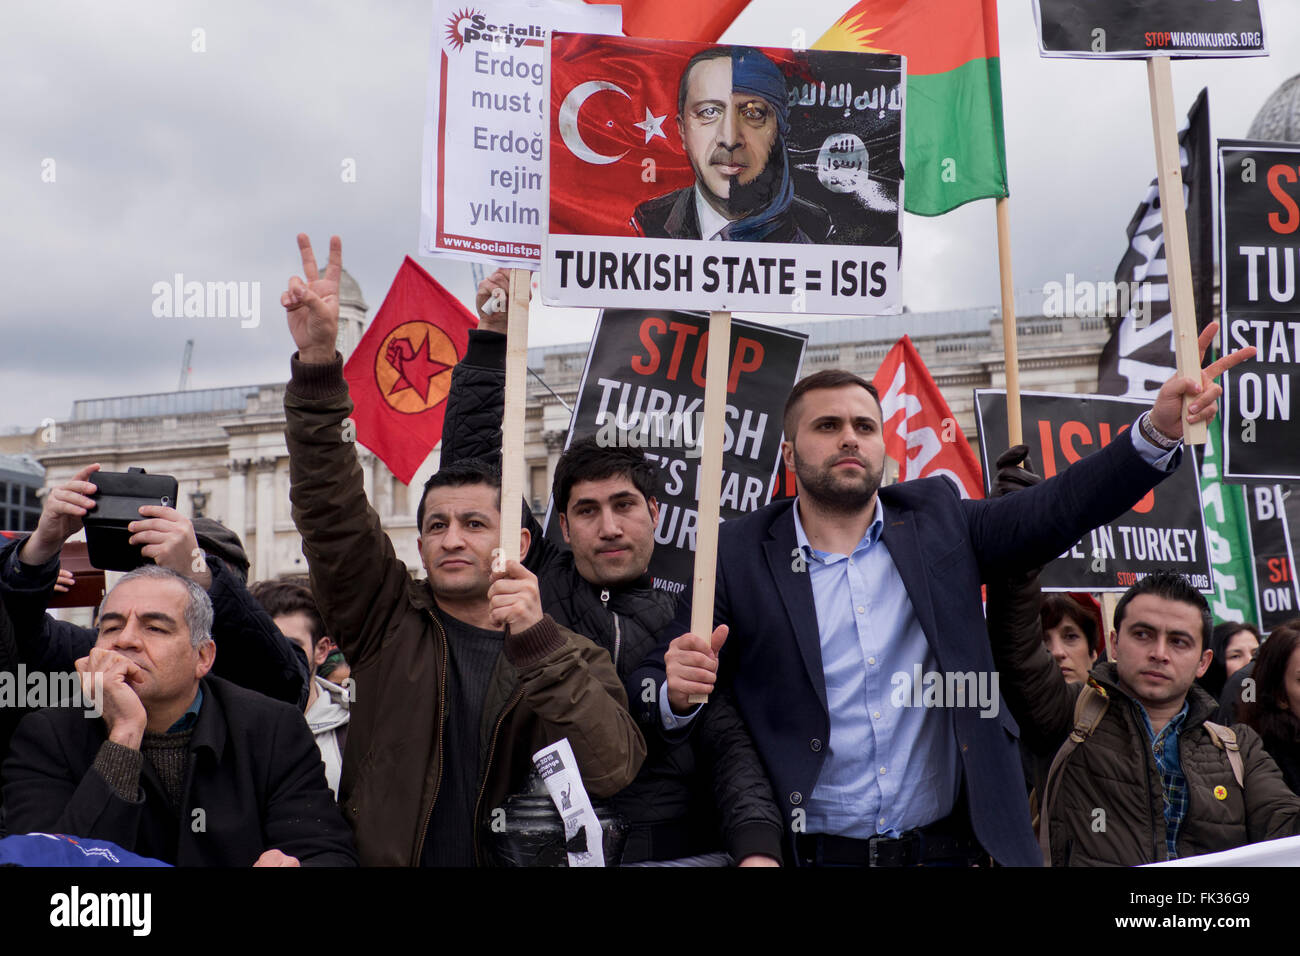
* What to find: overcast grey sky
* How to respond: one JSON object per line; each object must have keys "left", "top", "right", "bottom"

{"left": 1, "top": 0, "right": 1296, "bottom": 430}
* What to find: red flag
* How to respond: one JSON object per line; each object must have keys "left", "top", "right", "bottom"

{"left": 342, "top": 257, "right": 476, "bottom": 484}
{"left": 871, "top": 335, "right": 984, "bottom": 499}
{"left": 584, "top": 0, "right": 751, "bottom": 42}
{"left": 551, "top": 35, "right": 699, "bottom": 238}
{"left": 550, "top": 36, "right": 817, "bottom": 238}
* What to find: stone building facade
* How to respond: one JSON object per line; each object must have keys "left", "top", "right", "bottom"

{"left": 23, "top": 272, "right": 1110, "bottom": 583}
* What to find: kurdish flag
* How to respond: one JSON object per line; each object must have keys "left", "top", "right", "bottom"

{"left": 815, "top": 0, "right": 1007, "bottom": 216}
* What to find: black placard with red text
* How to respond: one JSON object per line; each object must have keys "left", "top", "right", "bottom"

{"left": 1034, "top": 0, "right": 1266, "bottom": 58}
{"left": 1245, "top": 483, "right": 1300, "bottom": 631}
{"left": 975, "top": 390, "right": 1211, "bottom": 592}
{"left": 1220, "top": 141, "right": 1300, "bottom": 480}
{"left": 542, "top": 309, "right": 806, "bottom": 596}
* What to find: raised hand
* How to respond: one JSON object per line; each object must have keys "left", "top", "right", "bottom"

{"left": 475, "top": 268, "right": 511, "bottom": 333}
{"left": 1149, "top": 322, "right": 1256, "bottom": 440}
{"left": 282, "top": 233, "right": 342, "bottom": 364}
{"left": 20, "top": 463, "right": 101, "bottom": 566}
{"left": 129, "top": 505, "right": 212, "bottom": 589}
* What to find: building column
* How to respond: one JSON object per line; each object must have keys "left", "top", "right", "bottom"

{"left": 543, "top": 429, "right": 567, "bottom": 491}
{"left": 254, "top": 457, "right": 276, "bottom": 580}
{"left": 226, "top": 458, "right": 250, "bottom": 544}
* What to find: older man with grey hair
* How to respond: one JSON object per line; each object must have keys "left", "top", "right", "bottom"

{"left": 1, "top": 565, "right": 356, "bottom": 866}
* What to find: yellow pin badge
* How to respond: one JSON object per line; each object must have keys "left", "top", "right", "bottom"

{"left": 1213, "top": 785, "right": 1228, "bottom": 801}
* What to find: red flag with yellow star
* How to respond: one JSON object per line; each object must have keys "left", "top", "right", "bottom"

{"left": 343, "top": 257, "right": 476, "bottom": 484}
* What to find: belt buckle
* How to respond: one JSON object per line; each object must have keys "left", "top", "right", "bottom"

{"left": 870, "top": 831, "right": 921, "bottom": 867}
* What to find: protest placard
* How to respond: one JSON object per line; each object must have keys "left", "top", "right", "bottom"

{"left": 418, "top": 0, "right": 621, "bottom": 267}
{"left": 1033, "top": 0, "right": 1266, "bottom": 59}
{"left": 542, "top": 35, "right": 904, "bottom": 314}
{"left": 1221, "top": 141, "right": 1300, "bottom": 480}
{"left": 975, "top": 390, "right": 1211, "bottom": 593}
{"left": 1245, "top": 483, "right": 1300, "bottom": 631}
{"left": 542, "top": 309, "right": 806, "bottom": 596}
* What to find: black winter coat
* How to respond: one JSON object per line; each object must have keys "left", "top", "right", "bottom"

{"left": 1, "top": 675, "right": 357, "bottom": 865}
{"left": 0, "top": 537, "right": 309, "bottom": 710}
{"left": 440, "top": 330, "right": 783, "bottom": 863}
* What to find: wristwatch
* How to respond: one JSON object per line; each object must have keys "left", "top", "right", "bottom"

{"left": 1138, "top": 411, "right": 1180, "bottom": 451}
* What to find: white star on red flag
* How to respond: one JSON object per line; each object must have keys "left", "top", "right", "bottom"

{"left": 633, "top": 107, "right": 668, "bottom": 144}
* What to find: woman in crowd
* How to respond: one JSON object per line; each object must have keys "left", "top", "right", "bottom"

{"left": 1199, "top": 621, "right": 1261, "bottom": 701}
{"left": 1040, "top": 592, "right": 1104, "bottom": 685}
{"left": 1239, "top": 623, "right": 1300, "bottom": 795}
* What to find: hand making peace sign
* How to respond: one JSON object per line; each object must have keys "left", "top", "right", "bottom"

{"left": 1147, "top": 322, "right": 1257, "bottom": 441}
{"left": 282, "top": 233, "right": 342, "bottom": 365}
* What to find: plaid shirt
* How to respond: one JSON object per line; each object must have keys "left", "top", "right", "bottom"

{"left": 1134, "top": 700, "right": 1191, "bottom": 859}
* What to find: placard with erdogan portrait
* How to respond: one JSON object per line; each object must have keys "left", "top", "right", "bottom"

{"left": 543, "top": 33, "right": 905, "bottom": 315}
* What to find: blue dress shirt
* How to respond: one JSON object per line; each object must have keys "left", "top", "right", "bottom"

{"left": 793, "top": 498, "right": 960, "bottom": 837}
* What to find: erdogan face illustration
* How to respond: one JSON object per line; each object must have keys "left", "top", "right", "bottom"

{"left": 677, "top": 54, "right": 780, "bottom": 218}
{"left": 630, "top": 46, "right": 832, "bottom": 244}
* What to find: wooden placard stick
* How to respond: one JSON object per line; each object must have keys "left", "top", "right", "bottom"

{"left": 687, "top": 309, "right": 732, "bottom": 705}
{"left": 1146, "top": 55, "right": 1207, "bottom": 447}
{"left": 498, "top": 268, "right": 531, "bottom": 565}
{"left": 996, "top": 197, "right": 1024, "bottom": 446}
{"left": 1101, "top": 592, "right": 1118, "bottom": 662}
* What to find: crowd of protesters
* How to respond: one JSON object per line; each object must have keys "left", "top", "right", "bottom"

{"left": 3, "top": 232, "right": 1299, "bottom": 868}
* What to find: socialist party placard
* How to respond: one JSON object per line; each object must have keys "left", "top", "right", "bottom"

{"left": 975, "top": 390, "right": 1211, "bottom": 593}
{"left": 1221, "top": 141, "right": 1300, "bottom": 480}
{"left": 542, "top": 310, "right": 806, "bottom": 596}
{"left": 1033, "top": 0, "right": 1266, "bottom": 59}
{"left": 1245, "top": 484, "right": 1300, "bottom": 631}
{"left": 543, "top": 35, "right": 904, "bottom": 314}
{"left": 418, "top": 0, "right": 621, "bottom": 267}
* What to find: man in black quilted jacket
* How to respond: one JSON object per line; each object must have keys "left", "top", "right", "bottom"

{"left": 437, "top": 268, "right": 782, "bottom": 866}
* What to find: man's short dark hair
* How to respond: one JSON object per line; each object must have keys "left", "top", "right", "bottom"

{"left": 250, "top": 581, "right": 326, "bottom": 648}
{"left": 678, "top": 46, "right": 734, "bottom": 117}
{"left": 553, "top": 437, "right": 658, "bottom": 514}
{"left": 782, "top": 369, "right": 882, "bottom": 436}
{"left": 416, "top": 458, "right": 502, "bottom": 534}
{"left": 1112, "top": 570, "right": 1213, "bottom": 650}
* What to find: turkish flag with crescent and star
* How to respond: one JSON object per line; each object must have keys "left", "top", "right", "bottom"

{"left": 342, "top": 257, "right": 476, "bottom": 484}
{"left": 549, "top": 34, "right": 706, "bottom": 237}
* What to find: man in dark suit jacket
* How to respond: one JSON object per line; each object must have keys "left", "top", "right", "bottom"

{"left": 640, "top": 326, "right": 1252, "bottom": 867}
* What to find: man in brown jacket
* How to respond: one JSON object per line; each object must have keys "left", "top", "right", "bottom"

{"left": 280, "top": 234, "right": 645, "bottom": 866}
{"left": 989, "top": 563, "right": 1300, "bottom": 866}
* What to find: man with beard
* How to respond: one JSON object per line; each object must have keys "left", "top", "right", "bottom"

{"left": 649, "top": 337, "right": 1252, "bottom": 866}
{"left": 630, "top": 45, "right": 833, "bottom": 243}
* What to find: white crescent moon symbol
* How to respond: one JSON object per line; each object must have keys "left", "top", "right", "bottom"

{"left": 558, "top": 80, "right": 630, "bottom": 165}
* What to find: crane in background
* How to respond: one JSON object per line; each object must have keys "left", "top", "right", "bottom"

{"left": 178, "top": 339, "right": 194, "bottom": 390}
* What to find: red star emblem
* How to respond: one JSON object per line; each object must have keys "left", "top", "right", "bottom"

{"left": 384, "top": 330, "right": 452, "bottom": 404}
